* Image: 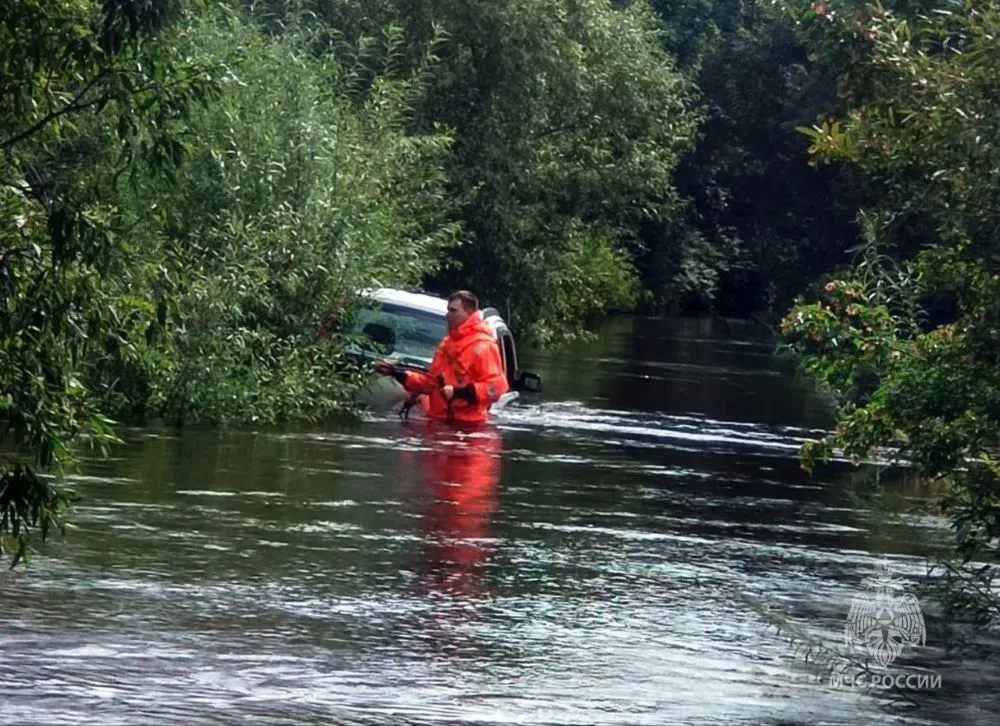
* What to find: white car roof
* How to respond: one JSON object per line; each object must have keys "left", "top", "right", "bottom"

{"left": 358, "top": 288, "right": 509, "bottom": 335}
{"left": 360, "top": 288, "right": 448, "bottom": 316}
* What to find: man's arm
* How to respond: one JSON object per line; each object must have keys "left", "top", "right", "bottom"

{"left": 374, "top": 360, "right": 436, "bottom": 393}
{"left": 456, "top": 341, "right": 509, "bottom": 405}
{"left": 399, "top": 369, "right": 437, "bottom": 394}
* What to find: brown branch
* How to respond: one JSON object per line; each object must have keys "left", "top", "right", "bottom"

{"left": 1, "top": 71, "right": 109, "bottom": 150}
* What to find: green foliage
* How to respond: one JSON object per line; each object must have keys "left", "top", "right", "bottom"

{"left": 317, "top": 0, "right": 699, "bottom": 342}
{"left": 0, "top": 2, "right": 458, "bottom": 565}
{"left": 645, "top": 0, "right": 731, "bottom": 71}
{"left": 797, "top": 0, "right": 1000, "bottom": 245}
{"left": 1, "top": 0, "right": 215, "bottom": 566}
{"left": 0, "top": 466, "right": 76, "bottom": 568}
{"left": 520, "top": 222, "right": 641, "bottom": 346}
{"left": 425, "top": 0, "right": 699, "bottom": 341}
{"left": 784, "top": 1, "right": 1000, "bottom": 624}
{"left": 116, "top": 12, "right": 459, "bottom": 424}
{"left": 648, "top": 0, "right": 868, "bottom": 314}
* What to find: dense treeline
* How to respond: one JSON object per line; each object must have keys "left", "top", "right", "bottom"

{"left": 254, "top": 0, "right": 703, "bottom": 341}
{"left": 650, "top": 0, "right": 871, "bottom": 315}
{"left": 3, "top": 0, "right": 1000, "bottom": 630}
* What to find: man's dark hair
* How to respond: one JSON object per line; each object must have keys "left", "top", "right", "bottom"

{"left": 448, "top": 290, "right": 478, "bottom": 311}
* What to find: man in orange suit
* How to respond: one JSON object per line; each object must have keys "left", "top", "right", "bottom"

{"left": 374, "top": 290, "right": 509, "bottom": 424}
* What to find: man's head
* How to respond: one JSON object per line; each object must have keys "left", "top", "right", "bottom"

{"left": 446, "top": 290, "right": 478, "bottom": 331}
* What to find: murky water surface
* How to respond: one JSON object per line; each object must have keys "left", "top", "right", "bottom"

{"left": 2, "top": 316, "right": 996, "bottom": 725}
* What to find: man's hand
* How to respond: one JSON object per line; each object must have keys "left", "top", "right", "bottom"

{"left": 374, "top": 359, "right": 409, "bottom": 385}
{"left": 440, "top": 384, "right": 454, "bottom": 401}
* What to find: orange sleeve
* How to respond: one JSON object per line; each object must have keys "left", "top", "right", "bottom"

{"left": 469, "top": 340, "right": 509, "bottom": 404}
{"left": 404, "top": 342, "right": 449, "bottom": 394}
{"left": 402, "top": 369, "right": 436, "bottom": 394}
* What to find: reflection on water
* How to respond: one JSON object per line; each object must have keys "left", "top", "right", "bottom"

{"left": 406, "top": 421, "right": 502, "bottom": 600}
{"left": 1, "top": 315, "right": 996, "bottom": 725}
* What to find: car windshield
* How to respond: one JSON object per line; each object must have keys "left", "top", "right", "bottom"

{"left": 351, "top": 302, "right": 446, "bottom": 365}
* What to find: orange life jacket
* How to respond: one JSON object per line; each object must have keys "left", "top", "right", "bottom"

{"left": 400, "top": 310, "right": 509, "bottom": 423}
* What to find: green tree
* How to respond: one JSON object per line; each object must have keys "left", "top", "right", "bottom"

{"left": 418, "top": 0, "right": 701, "bottom": 342}
{"left": 1, "top": 2, "right": 458, "bottom": 566}
{"left": 113, "top": 12, "right": 459, "bottom": 424}
{"left": 783, "top": 0, "right": 1000, "bottom": 624}
{"left": 249, "top": 0, "right": 700, "bottom": 343}
{"left": 645, "top": 0, "right": 868, "bottom": 315}
{"left": 1, "top": 0, "right": 215, "bottom": 565}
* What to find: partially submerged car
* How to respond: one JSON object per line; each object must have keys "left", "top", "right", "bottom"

{"left": 347, "top": 288, "right": 542, "bottom": 415}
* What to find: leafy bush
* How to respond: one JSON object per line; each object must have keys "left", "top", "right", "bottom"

{"left": 0, "top": 2, "right": 458, "bottom": 565}
{"left": 783, "top": 0, "right": 1000, "bottom": 625}
{"left": 1, "top": 0, "right": 215, "bottom": 566}
{"left": 117, "top": 13, "right": 459, "bottom": 424}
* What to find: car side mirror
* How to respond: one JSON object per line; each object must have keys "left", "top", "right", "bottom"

{"left": 515, "top": 371, "right": 543, "bottom": 394}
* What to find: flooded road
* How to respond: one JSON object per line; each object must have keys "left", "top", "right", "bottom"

{"left": 2, "top": 316, "right": 994, "bottom": 725}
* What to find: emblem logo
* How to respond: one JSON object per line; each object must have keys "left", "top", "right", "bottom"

{"left": 845, "top": 560, "right": 925, "bottom": 668}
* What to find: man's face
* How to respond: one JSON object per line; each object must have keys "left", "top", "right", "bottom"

{"left": 446, "top": 299, "right": 471, "bottom": 331}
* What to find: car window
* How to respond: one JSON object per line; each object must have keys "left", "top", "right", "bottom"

{"left": 352, "top": 302, "right": 446, "bottom": 364}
